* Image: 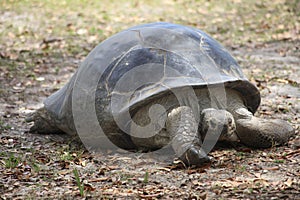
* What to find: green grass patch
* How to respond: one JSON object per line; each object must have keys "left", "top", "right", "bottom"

{"left": 0, "top": 119, "right": 12, "bottom": 131}
{"left": 3, "top": 153, "right": 21, "bottom": 168}
{"left": 73, "top": 168, "right": 84, "bottom": 197}
{"left": 143, "top": 171, "right": 149, "bottom": 183}
{"left": 274, "top": 159, "right": 285, "bottom": 164}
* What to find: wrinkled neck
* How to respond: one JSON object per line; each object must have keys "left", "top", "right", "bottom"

{"left": 226, "top": 89, "right": 253, "bottom": 120}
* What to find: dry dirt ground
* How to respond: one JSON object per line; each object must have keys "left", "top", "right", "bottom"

{"left": 0, "top": 0, "right": 299, "bottom": 199}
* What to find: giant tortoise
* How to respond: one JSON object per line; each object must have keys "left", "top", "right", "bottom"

{"left": 27, "top": 22, "right": 295, "bottom": 166}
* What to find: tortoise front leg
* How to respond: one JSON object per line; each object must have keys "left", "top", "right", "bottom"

{"left": 166, "top": 106, "right": 210, "bottom": 167}
{"left": 234, "top": 108, "right": 295, "bottom": 148}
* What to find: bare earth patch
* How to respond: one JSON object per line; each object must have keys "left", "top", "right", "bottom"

{"left": 0, "top": 0, "right": 299, "bottom": 199}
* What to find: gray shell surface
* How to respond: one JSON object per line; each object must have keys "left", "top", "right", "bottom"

{"left": 43, "top": 22, "right": 260, "bottom": 149}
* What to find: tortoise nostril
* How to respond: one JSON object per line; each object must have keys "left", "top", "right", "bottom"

{"left": 208, "top": 120, "right": 216, "bottom": 129}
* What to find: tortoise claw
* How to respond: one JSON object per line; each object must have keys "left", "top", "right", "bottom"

{"left": 180, "top": 145, "right": 210, "bottom": 167}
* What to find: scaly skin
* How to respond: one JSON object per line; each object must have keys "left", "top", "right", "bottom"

{"left": 166, "top": 106, "right": 210, "bottom": 166}
{"left": 26, "top": 108, "right": 63, "bottom": 134}
{"left": 225, "top": 90, "right": 295, "bottom": 148}
{"left": 28, "top": 88, "right": 295, "bottom": 166}
{"left": 131, "top": 88, "right": 295, "bottom": 166}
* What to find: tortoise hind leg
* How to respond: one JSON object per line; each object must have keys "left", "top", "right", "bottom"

{"left": 166, "top": 106, "right": 210, "bottom": 167}
{"left": 26, "top": 107, "right": 64, "bottom": 134}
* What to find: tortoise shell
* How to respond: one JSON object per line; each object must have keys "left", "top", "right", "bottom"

{"left": 43, "top": 22, "right": 260, "bottom": 149}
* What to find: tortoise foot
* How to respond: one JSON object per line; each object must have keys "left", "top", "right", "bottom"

{"left": 26, "top": 108, "right": 63, "bottom": 134}
{"left": 236, "top": 117, "right": 295, "bottom": 148}
{"left": 180, "top": 144, "right": 210, "bottom": 167}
